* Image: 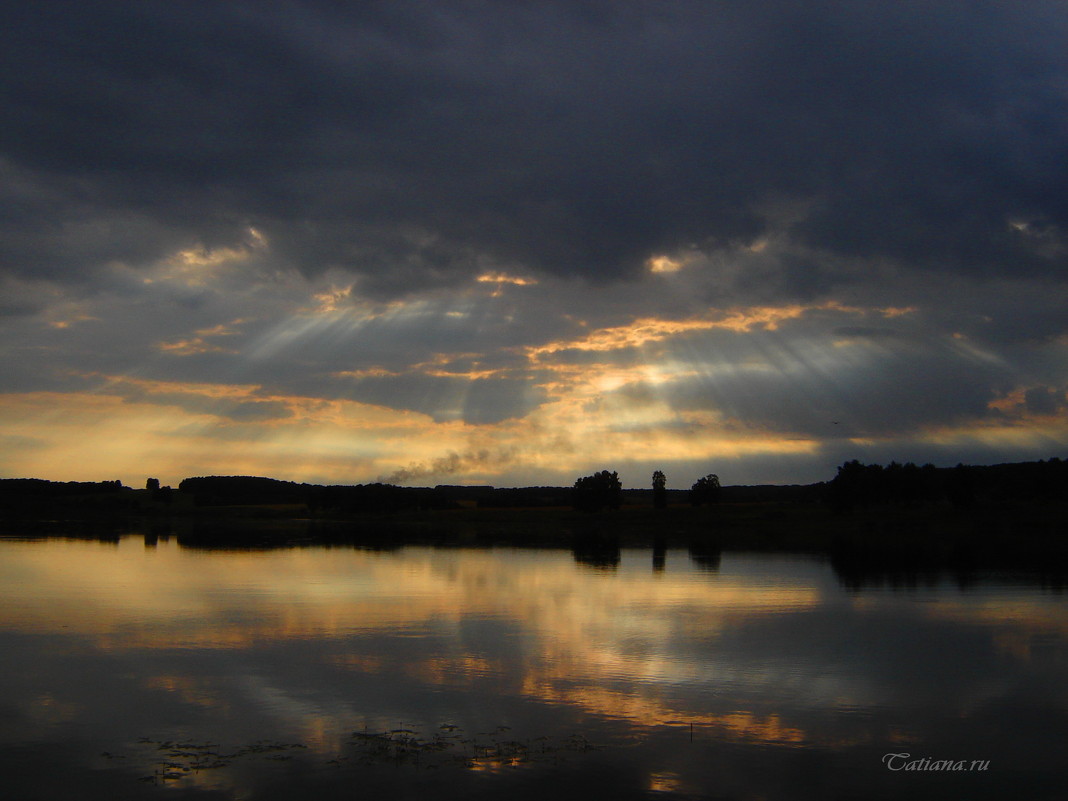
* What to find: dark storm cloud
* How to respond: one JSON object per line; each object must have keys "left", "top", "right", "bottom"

{"left": 2, "top": 1, "right": 1066, "bottom": 295}
{"left": 332, "top": 372, "right": 543, "bottom": 424}
{"left": 0, "top": 299, "right": 39, "bottom": 318}
{"left": 1024, "top": 385, "right": 1064, "bottom": 415}
{"left": 831, "top": 326, "right": 908, "bottom": 342}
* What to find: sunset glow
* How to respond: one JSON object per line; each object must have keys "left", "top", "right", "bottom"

{"left": 1, "top": 1, "right": 1065, "bottom": 488}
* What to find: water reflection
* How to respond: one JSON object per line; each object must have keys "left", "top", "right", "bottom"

{"left": 571, "top": 536, "right": 621, "bottom": 570}
{"left": 0, "top": 535, "right": 1065, "bottom": 800}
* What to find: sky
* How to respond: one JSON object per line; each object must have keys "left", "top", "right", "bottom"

{"left": 1, "top": 0, "right": 1066, "bottom": 490}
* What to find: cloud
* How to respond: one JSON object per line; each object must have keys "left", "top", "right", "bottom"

{"left": 1, "top": 1, "right": 1065, "bottom": 296}
{"left": 1, "top": 2, "right": 1066, "bottom": 486}
{"left": 376, "top": 447, "right": 519, "bottom": 485}
{"left": 331, "top": 372, "right": 544, "bottom": 424}
{"left": 1024, "top": 386, "right": 1064, "bottom": 416}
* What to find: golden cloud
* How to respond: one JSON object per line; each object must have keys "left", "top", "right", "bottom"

{"left": 524, "top": 302, "right": 916, "bottom": 361}
{"left": 476, "top": 272, "right": 538, "bottom": 286}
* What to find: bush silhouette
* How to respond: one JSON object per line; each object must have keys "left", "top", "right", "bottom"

{"left": 573, "top": 470, "right": 623, "bottom": 512}
{"left": 689, "top": 474, "right": 721, "bottom": 506}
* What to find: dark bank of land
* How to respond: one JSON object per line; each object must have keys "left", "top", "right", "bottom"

{"left": 2, "top": 458, "right": 1067, "bottom": 575}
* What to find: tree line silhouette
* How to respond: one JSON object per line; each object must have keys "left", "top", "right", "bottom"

{"left": 1, "top": 457, "right": 1064, "bottom": 518}
{"left": 826, "top": 457, "right": 1068, "bottom": 512}
{"left": 569, "top": 470, "right": 721, "bottom": 511}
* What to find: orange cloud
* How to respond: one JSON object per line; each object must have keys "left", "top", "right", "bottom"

{"left": 525, "top": 302, "right": 916, "bottom": 360}
{"left": 157, "top": 320, "right": 246, "bottom": 356}
{"left": 0, "top": 382, "right": 473, "bottom": 486}
{"left": 476, "top": 271, "right": 538, "bottom": 286}
{"left": 647, "top": 255, "right": 684, "bottom": 273}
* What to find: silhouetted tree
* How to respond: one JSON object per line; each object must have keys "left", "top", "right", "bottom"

{"left": 572, "top": 470, "right": 623, "bottom": 512}
{"left": 828, "top": 459, "right": 884, "bottom": 511}
{"left": 829, "top": 458, "right": 980, "bottom": 511}
{"left": 652, "top": 470, "right": 667, "bottom": 509}
{"left": 689, "top": 474, "right": 721, "bottom": 506}
{"left": 146, "top": 478, "right": 160, "bottom": 491}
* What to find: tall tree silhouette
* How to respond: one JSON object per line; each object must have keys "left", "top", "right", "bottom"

{"left": 652, "top": 470, "right": 667, "bottom": 509}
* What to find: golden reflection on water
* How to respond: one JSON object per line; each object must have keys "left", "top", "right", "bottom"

{"left": 0, "top": 538, "right": 818, "bottom": 644}
{"left": 0, "top": 538, "right": 832, "bottom": 749}
{"left": 1, "top": 537, "right": 1065, "bottom": 757}
{"left": 648, "top": 770, "right": 684, "bottom": 794}
{"left": 520, "top": 678, "right": 810, "bottom": 744}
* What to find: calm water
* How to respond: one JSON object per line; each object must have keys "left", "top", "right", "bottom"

{"left": 0, "top": 533, "right": 1065, "bottom": 800}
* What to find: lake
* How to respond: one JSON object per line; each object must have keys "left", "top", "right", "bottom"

{"left": 0, "top": 531, "right": 1065, "bottom": 800}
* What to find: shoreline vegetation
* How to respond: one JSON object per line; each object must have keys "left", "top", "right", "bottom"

{"left": 1, "top": 458, "right": 1066, "bottom": 580}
